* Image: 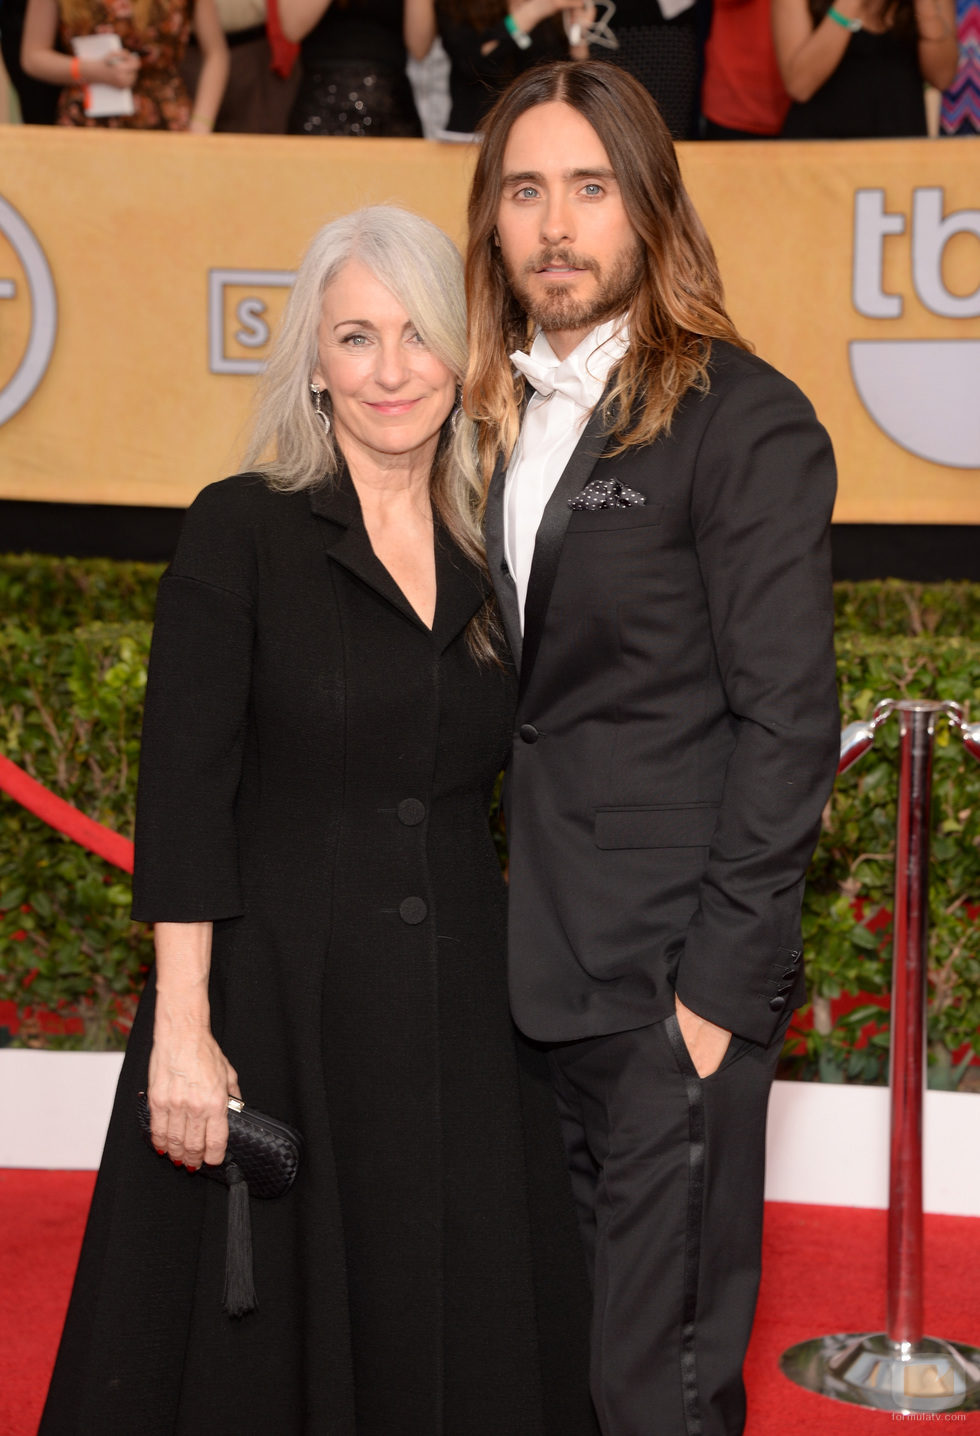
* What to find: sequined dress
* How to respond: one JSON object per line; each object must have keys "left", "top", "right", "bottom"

{"left": 288, "top": 0, "right": 422, "bottom": 136}
{"left": 56, "top": 0, "right": 193, "bottom": 129}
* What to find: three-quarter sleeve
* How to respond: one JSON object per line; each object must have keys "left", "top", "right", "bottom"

{"left": 131, "top": 479, "right": 258, "bottom": 922}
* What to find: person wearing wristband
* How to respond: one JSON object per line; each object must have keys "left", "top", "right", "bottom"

{"left": 404, "top": 0, "right": 593, "bottom": 135}
{"left": 20, "top": 0, "right": 227, "bottom": 129}
{"left": 773, "top": 0, "right": 958, "bottom": 135}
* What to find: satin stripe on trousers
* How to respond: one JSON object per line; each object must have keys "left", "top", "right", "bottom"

{"left": 549, "top": 1011, "right": 789, "bottom": 1436}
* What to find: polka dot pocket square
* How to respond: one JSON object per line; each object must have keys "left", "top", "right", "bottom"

{"left": 568, "top": 477, "right": 647, "bottom": 511}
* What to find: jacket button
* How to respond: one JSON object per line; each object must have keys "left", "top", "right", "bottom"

{"left": 399, "top": 897, "right": 428, "bottom": 924}
{"left": 397, "top": 799, "right": 425, "bottom": 826}
{"left": 769, "top": 995, "right": 787, "bottom": 1012}
{"left": 782, "top": 967, "right": 798, "bottom": 978}
{"left": 519, "top": 723, "right": 539, "bottom": 743}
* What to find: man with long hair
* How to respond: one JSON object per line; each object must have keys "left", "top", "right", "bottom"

{"left": 464, "top": 59, "right": 840, "bottom": 1436}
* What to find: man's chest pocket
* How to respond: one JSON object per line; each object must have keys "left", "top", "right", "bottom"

{"left": 565, "top": 501, "right": 665, "bottom": 535}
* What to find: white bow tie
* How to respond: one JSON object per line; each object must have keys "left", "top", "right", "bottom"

{"left": 510, "top": 348, "right": 599, "bottom": 409}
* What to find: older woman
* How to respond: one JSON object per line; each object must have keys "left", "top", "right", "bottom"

{"left": 39, "top": 207, "right": 597, "bottom": 1436}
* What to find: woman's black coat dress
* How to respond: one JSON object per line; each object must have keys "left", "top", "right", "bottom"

{"left": 40, "top": 471, "right": 598, "bottom": 1436}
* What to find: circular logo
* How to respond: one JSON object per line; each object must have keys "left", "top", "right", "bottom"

{"left": 0, "top": 196, "right": 57, "bottom": 427}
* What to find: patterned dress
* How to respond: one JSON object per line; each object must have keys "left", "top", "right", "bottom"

{"left": 941, "top": 0, "right": 980, "bottom": 132}
{"left": 57, "top": 0, "right": 193, "bottom": 129}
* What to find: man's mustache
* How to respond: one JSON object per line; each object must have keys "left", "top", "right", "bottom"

{"left": 523, "top": 250, "right": 600, "bottom": 276}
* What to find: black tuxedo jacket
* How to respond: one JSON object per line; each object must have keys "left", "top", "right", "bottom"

{"left": 487, "top": 341, "right": 840, "bottom": 1047}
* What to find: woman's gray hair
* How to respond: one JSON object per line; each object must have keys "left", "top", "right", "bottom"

{"left": 246, "top": 206, "right": 465, "bottom": 485}
{"left": 243, "top": 210, "right": 490, "bottom": 633}
{"left": 242, "top": 209, "right": 488, "bottom": 657}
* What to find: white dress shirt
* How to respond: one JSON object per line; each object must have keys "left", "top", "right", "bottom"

{"left": 504, "top": 318, "right": 629, "bottom": 630}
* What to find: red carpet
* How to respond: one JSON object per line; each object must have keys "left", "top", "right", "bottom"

{"left": 2, "top": 1169, "right": 978, "bottom": 1435}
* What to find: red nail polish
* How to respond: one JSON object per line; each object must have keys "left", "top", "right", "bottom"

{"left": 155, "top": 1147, "right": 166, "bottom": 1155}
{"left": 185, "top": 1165, "right": 198, "bottom": 1172}
{"left": 173, "top": 1159, "right": 183, "bottom": 1167}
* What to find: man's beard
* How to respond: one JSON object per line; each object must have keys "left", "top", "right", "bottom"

{"left": 506, "top": 240, "right": 645, "bottom": 334}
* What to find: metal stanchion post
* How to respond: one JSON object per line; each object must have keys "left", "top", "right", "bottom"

{"left": 780, "top": 699, "right": 980, "bottom": 1415}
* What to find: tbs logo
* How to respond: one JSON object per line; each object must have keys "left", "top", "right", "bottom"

{"left": 0, "top": 197, "right": 57, "bottom": 427}
{"left": 850, "top": 188, "right": 980, "bottom": 470}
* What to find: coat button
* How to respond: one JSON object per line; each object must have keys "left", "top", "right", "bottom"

{"left": 782, "top": 967, "right": 798, "bottom": 978}
{"left": 519, "top": 723, "right": 539, "bottom": 743}
{"left": 399, "top": 897, "right": 428, "bottom": 924}
{"left": 397, "top": 799, "right": 425, "bottom": 826}
{"left": 769, "top": 995, "right": 787, "bottom": 1012}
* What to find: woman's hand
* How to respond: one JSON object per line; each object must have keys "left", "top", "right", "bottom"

{"left": 147, "top": 921, "right": 241, "bottom": 1171}
{"left": 147, "top": 1028, "right": 240, "bottom": 1170}
{"left": 20, "top": 0, "right": 142, "bottom": 87}
{"left": 509, "top": 0, "right": 594, "bottom": 32}
{"left": 87, "top": 49, "right": 141, "bottom": 88}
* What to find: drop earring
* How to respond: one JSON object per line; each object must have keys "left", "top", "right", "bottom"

{"left": 310, "top": 384, "right": 330, "bottom": 435}
{"left": 449, "top": 389, "right": 463, "bottom": 435}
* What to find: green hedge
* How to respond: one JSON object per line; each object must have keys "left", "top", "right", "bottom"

{"left": 0, "top": 554, "right": 162, "bottom": 631}
{"left": 0, "top": 618, "right": 152, "bottom": 1048}
{"left": 1, "top": 557, "right": 979, "bottom": 1080}
{"left": 799, "top": 632, "right": 980, "bottom": 1086}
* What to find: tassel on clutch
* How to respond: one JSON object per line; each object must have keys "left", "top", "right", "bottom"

{"left": 136, "top": 1090, "right": 303, "bottom": 1317}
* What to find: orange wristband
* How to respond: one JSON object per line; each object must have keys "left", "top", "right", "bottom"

{"left": 70, "top": 55, "right": 82, "bottom": 82}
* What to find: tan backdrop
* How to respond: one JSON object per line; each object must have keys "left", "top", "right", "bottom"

{"left": 1, "top": 127, "right": 978, "bottom": 519}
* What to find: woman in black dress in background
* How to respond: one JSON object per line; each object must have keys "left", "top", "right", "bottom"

{"left": 773, "top": 0, "right": 958, "bottom": 135}
{"left": 39, "top": 205, "right": 598, "bottom": 1436}
{"left": 282, "top": 0, "right": 422, "bottom": 134}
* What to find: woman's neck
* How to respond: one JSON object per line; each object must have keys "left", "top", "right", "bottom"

{"left": 343, "top": 437, "right": 439, "bottom": 516}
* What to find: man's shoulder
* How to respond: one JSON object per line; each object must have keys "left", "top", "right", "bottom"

{"left": 704, "top": 340, "right": 803, "bottom": 401}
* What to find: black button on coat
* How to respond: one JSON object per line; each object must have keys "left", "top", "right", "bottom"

{"left": 39, "top": 471, "right": 598, "bottom": 1436}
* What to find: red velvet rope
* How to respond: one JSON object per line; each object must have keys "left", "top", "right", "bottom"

{"left": 0, "top": 753, "right": 134, "bottom": 874}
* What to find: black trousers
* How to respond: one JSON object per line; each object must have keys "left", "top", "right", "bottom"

{"left": 549, "top": 1011, "right": 789, "bottom": 1436}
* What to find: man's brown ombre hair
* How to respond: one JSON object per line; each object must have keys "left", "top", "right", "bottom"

{"left": 464, "top": 60, "right": 750, "bottom": 480}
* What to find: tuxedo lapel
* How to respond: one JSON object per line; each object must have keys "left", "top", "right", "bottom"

{"left": 485, "top": 454, "right": 523, "bottom": 669}
{"left": 519, "top": 400, "right": 612, "bottom": 699}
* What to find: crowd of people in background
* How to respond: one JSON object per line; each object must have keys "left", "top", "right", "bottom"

{"left": 2, "top": 0, "right": 978, "bottom": 137}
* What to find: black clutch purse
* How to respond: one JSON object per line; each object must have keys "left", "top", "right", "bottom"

{"left": 137, "top": 1090, "right": 303, "bottom": 1317}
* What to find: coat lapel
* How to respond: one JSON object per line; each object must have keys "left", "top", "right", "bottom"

{"left": 308, "top": 468, "right": 486, "bottom": 653}
{"left": 431, "top": 532, "right": 492, "bottom": 655}
{"left": 519, "top": 400, "right": 612, "bottom": 699}
{"left": 484, "top": 454, "right": 523, "bottom": 670}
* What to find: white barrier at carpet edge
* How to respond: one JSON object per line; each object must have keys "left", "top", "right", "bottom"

{"left": 0, "top": 1050, "right": 977, "bottom": 1217}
